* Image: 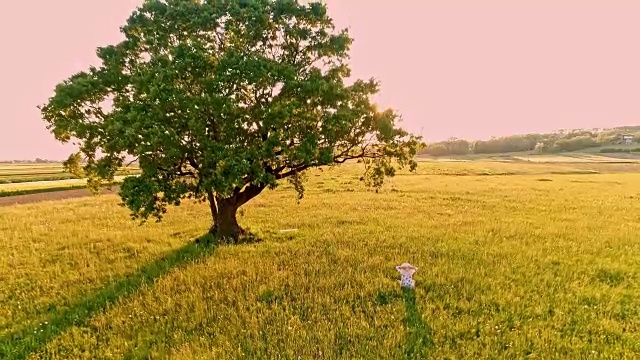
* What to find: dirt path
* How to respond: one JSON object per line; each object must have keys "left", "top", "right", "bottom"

{"left": 0, "top": 186, "right": 120, "bottom": 207}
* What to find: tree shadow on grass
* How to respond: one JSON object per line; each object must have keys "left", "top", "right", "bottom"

{"left": 0, "top": 234, "right": 218, "bottom": 360}
{"left": 402, "top": 288, "right": 434, "bottom": 359}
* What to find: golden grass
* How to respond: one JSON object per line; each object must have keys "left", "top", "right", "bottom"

{"left": 1, "top": 162, "right": 639, "bottom": 359}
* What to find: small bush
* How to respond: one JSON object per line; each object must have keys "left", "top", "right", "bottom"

{"left": 595, "top": 268, "right": 626, "bottom": 286}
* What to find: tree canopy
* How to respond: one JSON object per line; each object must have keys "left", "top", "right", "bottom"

{"left": 39, "top": 0, "right": 420, "bottom": 241}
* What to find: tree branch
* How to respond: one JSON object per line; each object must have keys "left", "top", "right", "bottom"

{"left": 272, "top": 143, "right": 378, "bottom": 181}
{"left": 275, "top": 164, "right": 314, "bottom": 179}
{"left": 156, "top": 156, "right": 198, "bottom": 177}
{"left": 187, "top": 156, "right": 200, "bottom": 170}
{"left": 235, "top": 183, "right": 266, "bottom": 207}
{"left": 124, "top": 157, "right": 139, "bottom": 167}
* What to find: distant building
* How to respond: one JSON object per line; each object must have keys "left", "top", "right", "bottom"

{"left": 621, "top": 134, "right": 634, "bottom": 144}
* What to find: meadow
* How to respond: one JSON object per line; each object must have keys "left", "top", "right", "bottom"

{"left": 1, "top": 160, "right": 639, "bottom": 359}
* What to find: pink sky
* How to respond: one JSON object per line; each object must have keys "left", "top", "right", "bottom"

{"left": 1, "top": 0, "right": 639, "bottom": 160}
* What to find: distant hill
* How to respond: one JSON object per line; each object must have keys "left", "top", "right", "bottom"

{"left": 418, "top": 126, "right": 640, "bottom": 157}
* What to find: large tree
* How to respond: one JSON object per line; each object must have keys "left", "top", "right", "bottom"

{"left": 39, "top": 0, "right": 420, "bottom": 241}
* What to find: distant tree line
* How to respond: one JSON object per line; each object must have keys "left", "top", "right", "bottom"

{"left": 0, "top": 158, "right": 60, "bottom": 164}
{"left": 419, "top": 127, "right": 640, "bottom": 156}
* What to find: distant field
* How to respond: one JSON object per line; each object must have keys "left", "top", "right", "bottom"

{"left": 420, "top": 151, "right": 640, "bottom": 164}
{"left": 414, "top": 158, "right": 640, "bottom": 176}
{"left": 0, "top": 161, "right": 638, "bottom": 359}
{"left": 0, "top": 163, "right": 139, "bottom": 185}
{"left": 511, "top": 154, "right": 640, "bottom": 163}
{"left": 0, "top": 178, "right": 128, "bottom": 200}
{"left": 0, "top": 176, "right": 128, "bottom": 194}
{"left": 0, "top": 184, "right": 88, "bottom": 198}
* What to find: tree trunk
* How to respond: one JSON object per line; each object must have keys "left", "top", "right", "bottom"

{"left": 205, "top": 184, "right": 265, "bottom": 243}
{"left": 214, "top": 198, "right": 243, "bottom": 240}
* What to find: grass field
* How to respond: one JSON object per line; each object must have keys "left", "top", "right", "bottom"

{"left": 1, "top": 161, "right": 639, "bottom": 359}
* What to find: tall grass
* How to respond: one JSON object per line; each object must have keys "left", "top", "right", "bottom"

{"left": 0, "top": 163, "right": 639, "bottom": 359}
